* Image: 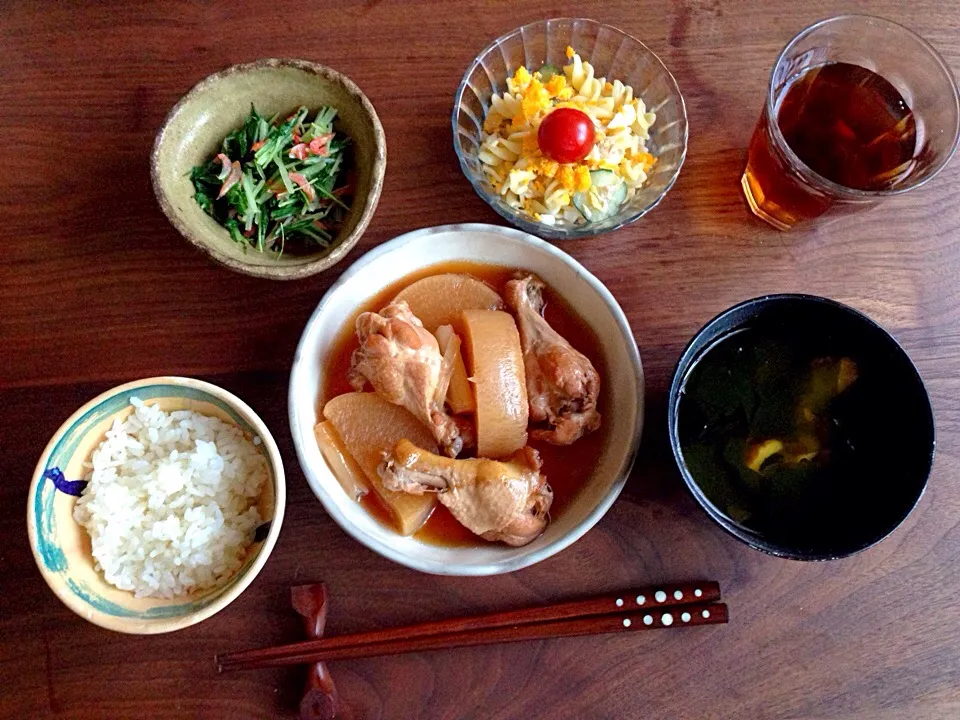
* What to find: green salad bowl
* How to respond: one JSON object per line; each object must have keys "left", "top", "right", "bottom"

{"left": 151, "top": 59, "right": 386, "bottom": 280}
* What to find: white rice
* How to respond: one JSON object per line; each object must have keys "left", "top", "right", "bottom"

{"left": 73, "top": 397, "right": 268, "bottom": 599}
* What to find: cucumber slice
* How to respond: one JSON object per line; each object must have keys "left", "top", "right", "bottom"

{"left": 573, "top": 170, "right": 628, "bottom": 222}
{"left": 572, "top": 192, "right": 595, "bottom": 221}
{"left": 537, "top": 63, "right": 562, "bottom": 80}
{"left": 589, "top": 169, "right": 619, "bottom": 188}
{"left": 609, "top": 178, "right": 628, "bottom": 206}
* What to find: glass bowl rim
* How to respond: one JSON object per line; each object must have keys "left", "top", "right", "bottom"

{"left": 451, "top": 17, "right": 689, "bottom": 240}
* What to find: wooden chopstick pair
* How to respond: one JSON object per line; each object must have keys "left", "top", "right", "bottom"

{"left": 217, "top": 581, "right": 727, "bottom": 673}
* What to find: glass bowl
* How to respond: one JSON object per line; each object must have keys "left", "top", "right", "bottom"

{"left": 452, "top": 18, "right": 688, "bottom": 240}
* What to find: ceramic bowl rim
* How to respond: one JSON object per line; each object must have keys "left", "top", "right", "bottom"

{"left": 666, "top": 293, "right": 936, "bottom": 561}
{"left": 150, "top": 58, "right": 386, "bottom": 280}
{"left": 288, "top": 222, "right": 644, "bottom": 575}
{"left": 26, "top": 376, "right": 287, "bottom": 633}
{"left": 451, "top": 17, "right": 689, "bottom": 240}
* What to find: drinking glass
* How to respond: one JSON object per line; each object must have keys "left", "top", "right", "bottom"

{"left": 742, "top": 15, "right": 960, "bottom": 230}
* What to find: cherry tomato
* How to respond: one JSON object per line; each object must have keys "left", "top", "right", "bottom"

{"left": 537, "top": 108, "right": 595, "bottom": 163}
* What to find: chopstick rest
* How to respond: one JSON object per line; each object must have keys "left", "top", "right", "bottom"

{"left": 291, "top": 584, "right": 339, "bottom": 720}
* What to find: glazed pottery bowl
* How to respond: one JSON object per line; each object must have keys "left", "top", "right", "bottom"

{"left": 289, "top": 223, "right": 644, "bottom": 575}
{"left": 152, "top": 59, "right": 386, "bottom": 280}
{"left": 668, "top": 295, "right": 935, "bottom": 560}
{"left": 453, "top": 18, "right": 688, "bottom": 239}
{"left": 27, "top": 377, "right": 286, "bottom": 633}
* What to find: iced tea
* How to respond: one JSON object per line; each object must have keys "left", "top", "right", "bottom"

{"left": 744, "top": 62, "right": 916, "bottom": 229}
{"left": 740, "top": 16, "right": 960, "bottom": 231}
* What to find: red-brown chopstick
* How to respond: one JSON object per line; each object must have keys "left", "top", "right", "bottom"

{"left": 217, "top": 582, "right": 723, "bottom": 672}
{"left": 219, "top": 603, "right": 727, "bottom": 671}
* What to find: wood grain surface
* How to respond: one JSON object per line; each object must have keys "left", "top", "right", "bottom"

{"left": 3, "top": 1, "right": 960, "bottom": 718}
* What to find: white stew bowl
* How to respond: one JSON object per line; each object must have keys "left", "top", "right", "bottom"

{"left": 289, "top": 223, "right": 643, "bottom": 575}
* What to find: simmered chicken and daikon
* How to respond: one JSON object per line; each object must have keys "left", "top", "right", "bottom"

{"left": 316, "top": 263, "right": 606, "bottom": 547}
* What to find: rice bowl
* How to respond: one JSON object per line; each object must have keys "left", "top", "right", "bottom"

{"left": 74, "top": 398, "right": 269, "bottom": 599}
{"left": 27, "top": 376, "right": 285, "bottom": 634}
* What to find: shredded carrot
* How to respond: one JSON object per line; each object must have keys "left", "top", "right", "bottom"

{"left": 288, "top": 172, "right": 316, "bottom": 202}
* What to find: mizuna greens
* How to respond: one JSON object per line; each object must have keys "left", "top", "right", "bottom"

{"left": 190, "top": 106, "right": 353, "bottom": 255}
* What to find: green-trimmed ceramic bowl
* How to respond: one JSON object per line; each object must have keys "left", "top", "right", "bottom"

{"left": 151, "top": 58, "right": 386, "bottom": 280}
{"left": 26, "top": 377, "right": 286, "bottom": 634}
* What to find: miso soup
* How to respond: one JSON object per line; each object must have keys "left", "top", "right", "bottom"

{"left": 678, "top": 326, "right": 877, "bottom": 540}
{"left": 672, "top": 296, "right": 935, "bottom": 559}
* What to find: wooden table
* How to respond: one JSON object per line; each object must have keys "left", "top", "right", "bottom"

{"left": 3, "top": 1, "right": 959, "bottom": 718}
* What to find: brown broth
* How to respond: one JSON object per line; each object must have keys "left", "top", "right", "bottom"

{"left": 319, "top": 261, "right": 609, "bottom": 547}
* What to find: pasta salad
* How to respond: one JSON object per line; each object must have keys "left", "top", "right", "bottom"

{"left": 478, "top": 47, "right": 657, "bottom": 227}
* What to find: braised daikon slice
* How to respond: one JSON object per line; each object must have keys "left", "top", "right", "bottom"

{"left": 393, "top": 274, "right": 503, "bottom": 333}
{"left": 314, "top": 421, "right": 370, "bottom": 501}
{"left": 435, "top": 324, "right": 476, "bottom": 414}
{"left": 461, "top": 310, "right": 529, "bottom": 458}
{"left": 322, "top": 392, "right": 437, "bottom": 535}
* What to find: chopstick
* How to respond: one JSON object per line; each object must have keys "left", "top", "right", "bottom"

{"left": 218, "top": 581, "right": 723, "bottom": 672}
{"left": 220, "top": 603, "right": 727, "bottom": 671}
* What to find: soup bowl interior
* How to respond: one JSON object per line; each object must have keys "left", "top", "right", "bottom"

{"left": 27, "top": 377, "right": 286, "bottom": 633}
{"left": 668, "top": 295, "right": 935, "bottom": 560}
{"left": 289, "top": 223, "right": 644, "bottom": 575}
